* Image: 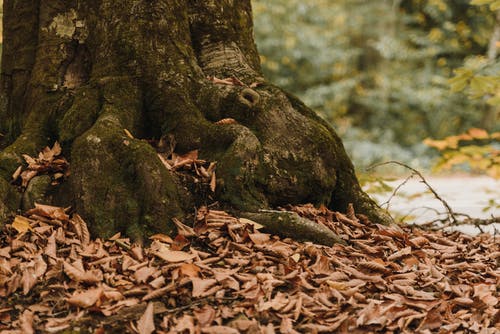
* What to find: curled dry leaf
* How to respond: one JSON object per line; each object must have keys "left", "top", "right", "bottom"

{"left": 19, "top": 309, "right": 35, "bottom": 334}
{"left": 215, "top": 118, "right": 238, "bottom": 125}
{"left": 137, "top": 302, "right": 155, "bottom": 334}
{"left": 67, "top": 287, "right": 103, "bottom": 308}
{"left": 358, "top": 260, "right": 389, "bottom": 273}
{"left": 12, "top": 165, "right": 22, "bottom": 181}
{"left": 387, "top": 246, "right": 412, "bottom": 261}
{"left": 149, "top": 234, "right": 173, "bottom": 243}
{"left": 153, "top": 249, "right": 196, "bottom": 263}
{"left": 71, "top": 214, "right": 90, "bottom": 245}
{"left": 63, "top": 262, "right": 101, "bottom": 284}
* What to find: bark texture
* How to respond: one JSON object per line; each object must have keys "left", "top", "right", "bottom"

{"left": 0, "top": 0, "right": 392, "bottom": 240}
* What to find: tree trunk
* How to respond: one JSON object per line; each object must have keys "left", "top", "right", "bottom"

{"left": 0, "top": 0, "right": 392, "bottom": 240}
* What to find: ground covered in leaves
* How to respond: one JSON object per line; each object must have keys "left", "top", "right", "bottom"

{"left": 0, "top": 203, "right": 498, "bottom": 334}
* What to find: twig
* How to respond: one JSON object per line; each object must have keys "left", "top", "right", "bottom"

{"left": 379, "top": 173, "right": 416, "bottom": 210}
{"left": 367, "top": 161, "right": 458, "bottom": 224}
{"left": 114, "top": 239, "right": 131, "bottom": 250}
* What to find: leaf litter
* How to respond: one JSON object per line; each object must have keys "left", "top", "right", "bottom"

{"left": 0, "top": 204, "right": 498, "bottom": 333}
{"left": 11, "top": 142, "right": 69, "bottom": 188}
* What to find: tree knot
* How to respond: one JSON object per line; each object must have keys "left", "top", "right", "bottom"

{"left": 238, "top": 88, "right": 260, "bottom": 109}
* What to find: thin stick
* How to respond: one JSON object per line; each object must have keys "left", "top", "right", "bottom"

{"left": 367, "top": 161, "right": 458, "bottom": 224}
{"left": 379, "top": 173, "right": 416, "bottom": 210}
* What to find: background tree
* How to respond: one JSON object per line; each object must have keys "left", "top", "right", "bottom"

{"left": 0, "top": 0, "right": 390, "bottom": 241}
{"left": 253, "top": 0, "right": 499, "bottom": 167}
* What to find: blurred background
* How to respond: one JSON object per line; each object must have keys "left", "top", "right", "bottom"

{"left": 252, "top": 0, "right": 499, "bottom": 227}
{"left": 252, "top": 0, "right": 499, "bottom": 173}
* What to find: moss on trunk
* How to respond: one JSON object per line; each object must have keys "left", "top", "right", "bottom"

{"left": 0, "top": 0, "right": 392, "bottom": 242}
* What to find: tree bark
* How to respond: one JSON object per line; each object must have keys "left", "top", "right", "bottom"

{"left": 0, "top": 0, "right": 392, "bottom": 240}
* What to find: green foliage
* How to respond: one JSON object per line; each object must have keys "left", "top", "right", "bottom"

{"left": 470, "top": 0, "right": 500, "bottom": 11}
{"left": 253, "top": 0, "right": 498, "bottom": 166}
{"left": 449, "top": 59, "right": 500, "bottom": 103}
{"left": 422, "top": 0, "right": 500, "bottom": 179}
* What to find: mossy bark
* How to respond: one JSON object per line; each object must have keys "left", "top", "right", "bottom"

{"left": 0, "top": 0, "right": 392, "bottom": 239}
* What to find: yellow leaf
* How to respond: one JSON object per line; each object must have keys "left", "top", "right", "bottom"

{"left": 12, "top": 216, "right": 32, "bottom": 233}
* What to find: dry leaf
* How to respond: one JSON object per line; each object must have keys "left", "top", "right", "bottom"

{"left": 137, "top": 302, "right": 155, "bottom": 334}
{"left": 215, "top": 118, "right": 238, "bottom": 125}
{"left": 12, "top": 216, "right": 32, "bottom": 233}
{"left": 149, "top": 234, "right": 173, "bottom": 243}
{"left": 19, "top": 309, "right": 34, "bottom": 334}
{"left": 67, "top": 287, "right": 103, "bottom": 308}
{"left": 239, "top": 218, "right": 264, "bottom": 230}
{"left": 12, "top": 165, "right": 22, "bottom": 181}
{"left": 210, "top": 171, "right": 216, "bottom": 192}
{"left": 123, "top": 129, "right": 134, "bottom": 139}
{"left": 179, "top": 263, "right": 201, "bottom": 278}
{"left": 153, "top": 249, "right": 195, "bottom": 263}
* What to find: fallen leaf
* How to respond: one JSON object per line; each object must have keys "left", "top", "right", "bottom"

{"left": 67, "top": 287, "right": 103, "bottom": 308}
{"left": 12, "top": 216, "right": 32, "bottom": 233}
{"left": 153, "top": 249, "right": 195, "bottom": 263}
{"left": 19, "top": 309, "right": 34, "bottom": 334}
{"left": 123, "top": 129, "right": 134, "bottom": 139}
{"left": 149, "top": 234, "right": 173, "bottom": 243}
{"left": 12, "top": 165, "right": 22, "bottom": 181}
{"left": 239, "top": 218, "right": 264, "bottom": 230}
{"left": 137, "top": 302, "right": 155, "bottom": 334}
{"left": 179, "top": 263, "right": 201, "bottom": 278}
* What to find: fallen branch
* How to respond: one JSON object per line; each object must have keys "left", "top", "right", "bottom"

{"left": 367, "top": 161, "right": 458, "bottom": 224}
{"left": 240, "top": 210, "right": 346, "bottom": 246}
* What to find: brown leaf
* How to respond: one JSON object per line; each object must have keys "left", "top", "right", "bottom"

{"left": 387, "top": 247, "right": 412, "bottom": 261}
{"left": 153, "top": 248, "right": 195, "bottom": 263}
{"left": 63, "top": 262, "right": 102, "bottom": 284}
{"left": 21, "top": 170, "right": 38, "bottom": 187}
{"left": 22, "top": 154, "right": 37, "bottom": 166}
{"left": 12, "top": 165, "right": 22, "bottom": 181}
{"left": 191, "top": 277, "right": 218, "bottom": 297}
{"left": 215, "top": 118, "right": 238, "bottom": 125}
{"left": 44, "top": 232, "right": 57, "bottom": 258}
{"left": 67, "top": 287, "right": 103, "bottom": 308}
{"left": 19, "top": 309, "right": 34, "bottom": 334}
{"left": 210, "top": 171, "right": 216, "bottom": 192}
{"left": 172, "top": 218, "right": 196, "bottom": 237}
{"left": 194, "top": 305, "right": 216, "bottom": 327}
{"left": 172, "top": 150, "right": 199, "bottom": 169}
{"left": 171, "top": 234, "right": 190, "bottom": 251}
{"left": 149, "top": 233, "right": 173, "bottom": 243}
{"left": 27, "top": 203, "right": 69, "bottom": 221}
{"left": 201, "top": 326, "right": 239, "bottom": 334}
{"left": 22, "top": 267, "right": 37, "bottom": 295}
{"left": 137, "top": 302, "right": 155, "bottom": 334}
{"left": 134, "top": 266, "right": 157, "bottom": 284}
{"left": 179, "top": 263, "right": 201, "bottom": 278}
{"left": 71, "top": 214, "right": 90, "bottom": 245}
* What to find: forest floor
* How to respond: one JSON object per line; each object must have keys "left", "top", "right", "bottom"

{"left": 0, "top": 201, "right": 498, "bottom": 334}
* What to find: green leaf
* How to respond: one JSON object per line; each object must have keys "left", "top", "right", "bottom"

{"left": 486, "top": 95, "right": 500, "bottom": 106}
{"left": 491, "top": 0, "right": 500, "bottom": 10}
{"left": 470, "top": 0, "right": 494, "bottom": 5}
